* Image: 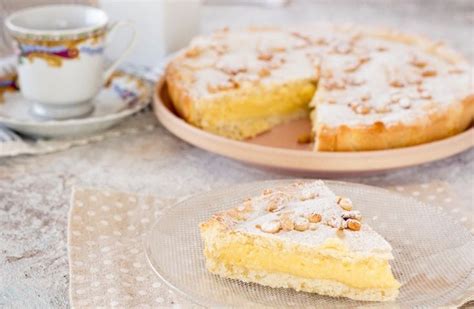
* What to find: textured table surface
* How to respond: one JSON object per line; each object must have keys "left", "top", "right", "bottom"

{"left": 0, "top": 1, "right": 473, "bottom": 307}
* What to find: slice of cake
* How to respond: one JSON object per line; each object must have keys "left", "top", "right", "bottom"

{"left": 199, "top": 180, "right": 400, "bottom": 301}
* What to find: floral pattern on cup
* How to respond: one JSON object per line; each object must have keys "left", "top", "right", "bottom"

{"left": 4, "top": 5, "right": 136, "bottom": 119}
{"left": 15, "top": 35, "right": 105, "bottom": 68}
{"left": 0, "top": 69, "right": 19, "bottom": 103}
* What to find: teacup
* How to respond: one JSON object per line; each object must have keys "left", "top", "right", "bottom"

{"left": 5, "top": 5, "right": 135, "bottom": 119}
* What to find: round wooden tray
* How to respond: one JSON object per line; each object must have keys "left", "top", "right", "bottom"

{"left": 153, "top": 77, "right": 473, "bottom": 174}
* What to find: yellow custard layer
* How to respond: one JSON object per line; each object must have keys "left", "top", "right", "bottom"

{"left": 206, "top": 242, "right": 400, "bottom": 290}
{"left": 192, "top": 80, "right": 316, "bottom": 139}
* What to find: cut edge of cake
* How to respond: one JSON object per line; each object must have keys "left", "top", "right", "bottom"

{"left": 166, "top": 60, "right": 316, "bottom": 139}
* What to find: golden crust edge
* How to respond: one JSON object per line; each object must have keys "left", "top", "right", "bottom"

{"left": 165, "top": 55, "right": 197, "bottom": 123}
{"left": 314, "top": 95, "right": 474, "bottom": 151}
{"left": 205, "top": 259, "right": 399, "bottom": 302}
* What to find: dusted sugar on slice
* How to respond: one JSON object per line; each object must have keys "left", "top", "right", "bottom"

{"left": 199, "top": 180, "right": 400, "bottom": 302}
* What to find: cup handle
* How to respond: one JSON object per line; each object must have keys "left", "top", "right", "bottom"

{"left": 1, "top": 26, "right": 15, "bottom": 55}
{"left": 103, "top": 21, "right": 137, "bottom": 83}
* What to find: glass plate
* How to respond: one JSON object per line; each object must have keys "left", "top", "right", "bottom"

{"left": 144, "top": 180, "right": 474, "bottom": 307}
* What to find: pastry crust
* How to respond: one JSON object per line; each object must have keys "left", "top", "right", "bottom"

{"left": 205, "top": 259, "right": 399, "bottom": 302}
{"left": 166, "top": 24, "right": 473, "bottom": 151}
{"left": 311, "top": 26, "right": 474, "bottom": 151}
{"left": 315, "top": 95, "right": 474, "bottom": 151}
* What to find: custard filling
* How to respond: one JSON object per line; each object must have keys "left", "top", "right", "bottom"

{"left": 206, "top": 242, "right": 400, "bottom": 290}
{"left": 196, "top": 81, "right": 316, "bottom": 126}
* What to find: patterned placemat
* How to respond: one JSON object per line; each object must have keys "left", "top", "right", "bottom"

{"left": 68, "top": 181, "right": 473, "bottom": 308}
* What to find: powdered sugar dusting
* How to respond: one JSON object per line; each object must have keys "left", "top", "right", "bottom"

{"left": 313, "top": 34, "right": 472, "bottom": 128}
{"left": 169, "top": 24, "right": 472, "bottom": 129}
{"left": 219, "top": 180, "right": 394, "bottom": 259}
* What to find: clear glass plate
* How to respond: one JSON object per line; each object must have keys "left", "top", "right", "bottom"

{"left": 144, "top": 180, "right": 474, "bottom": 307}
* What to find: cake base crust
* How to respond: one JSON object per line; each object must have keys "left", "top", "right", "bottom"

{"left": 314, "top": 95, "right": 474, "bottom": 151}
{"left": 205, "top": 258, "right": 399, "bottom": 302}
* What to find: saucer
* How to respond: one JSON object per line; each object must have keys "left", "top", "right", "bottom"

{"left": 0, "top": 70, "right": 151, "bottom": 138}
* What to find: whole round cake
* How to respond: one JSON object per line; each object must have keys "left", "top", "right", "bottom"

{"left": 165, "top": 24, "right": 473, "bottom": 151}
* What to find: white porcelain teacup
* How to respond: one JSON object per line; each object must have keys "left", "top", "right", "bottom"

{"left": 5, "top": 5, "right": 136, "bottom": 119}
